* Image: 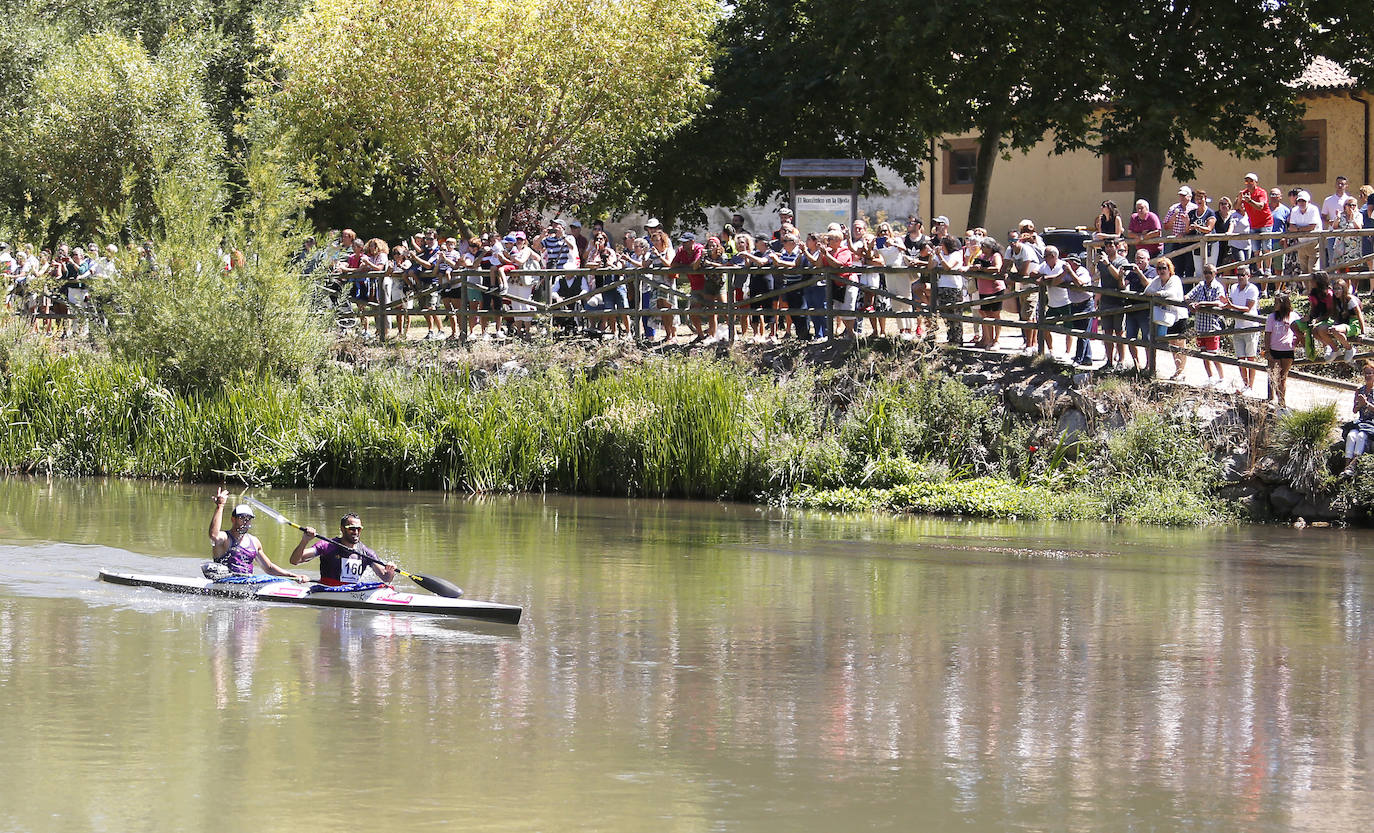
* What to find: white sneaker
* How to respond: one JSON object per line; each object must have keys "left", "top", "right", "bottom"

{"left": 1323, "top": 347, "right": 1335, "bottom": 362}
{"left": 1345, "top": 347, "right": 1356, "bottom": 363}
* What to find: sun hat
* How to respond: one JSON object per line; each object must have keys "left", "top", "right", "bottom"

{"left": 645, "top": 218, "right": 661, "bottom": 229}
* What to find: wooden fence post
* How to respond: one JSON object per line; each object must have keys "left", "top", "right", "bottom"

{"left": 930, "top": 278, "right": 940, "bottom": 343}
{"left": 727, "top": 270, "right": 737, "bottom": 343}
{"left": 544, "top": 272, "right": 553, "bottom": 336}
{"left": 1146, "top": 294, "right": 1158, "bottom": 378}
{"left": 1036, "top": 282, "right": 1048, "bottom": 356}
{"left": 633, "top": 273, "right": 643, "bottom": 341}
{"left": 459, "top": 273, "right": 469, "bottom": 341}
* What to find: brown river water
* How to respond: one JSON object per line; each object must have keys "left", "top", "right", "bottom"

{"left": 0, "top": 477, "right": 1371, "bottom": 832}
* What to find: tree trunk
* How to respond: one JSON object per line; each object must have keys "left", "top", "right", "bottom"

{"left": 965, "top": 129, "right": 1001, "bottom": 230}
{"left": 1133, "top": 148, "right": 1167, "bottom": 215}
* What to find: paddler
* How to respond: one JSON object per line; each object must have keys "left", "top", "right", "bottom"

{"left": 205, "top": 488, "right": 308, "bottom": 581}
{"left": 289, "top": 513, "right": 397, "bottom": 587}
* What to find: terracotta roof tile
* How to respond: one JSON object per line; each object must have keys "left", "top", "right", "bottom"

{"left": 1295, "top": 56, "right": 1358, "bottom": 91}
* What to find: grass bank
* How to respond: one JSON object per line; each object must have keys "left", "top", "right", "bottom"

{"left": 0, "top": 331, "right": 1235, "bottom": 524}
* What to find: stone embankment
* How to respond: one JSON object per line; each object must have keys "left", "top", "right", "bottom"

{"left": 946, "top": 348, "right": 1346, "bottom": 524}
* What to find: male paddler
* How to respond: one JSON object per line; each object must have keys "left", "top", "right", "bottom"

{"left": 290, "top": 513, "right": 397, "bottom": 587}
{"left": 205, "top": 487, "right": 308, "bottom": 581}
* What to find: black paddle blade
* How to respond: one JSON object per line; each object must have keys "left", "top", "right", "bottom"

{"left": 406, "top": 571, "right": 463, "bottom": 598}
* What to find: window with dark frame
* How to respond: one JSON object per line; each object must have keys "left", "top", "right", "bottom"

{"left": 949, "top": 149, "right": 977, "bottom": 186}
{"left": 1278, "top": 119, "right": 1326, "bottom": 184}
{"left": 1107, "top": 154, "right": 1136, "bottom": 182}
{"left": 1285, "top": 132, "right": 1322, "bottom": 175}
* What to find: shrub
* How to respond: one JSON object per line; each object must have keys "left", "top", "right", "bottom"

{"left": 1107, "top": 411, "right": 1216, "bottom": 484}
{"left": 1268, "top": 404, "right": 1339, "bottom": 495}
{"left": 98, "top": 113, "right": 327, "bottom": 391}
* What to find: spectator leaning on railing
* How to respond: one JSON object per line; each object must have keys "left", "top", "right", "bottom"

{"left": 1095, "top": 239, "right": 1130, "bottom": 371}
{"left": 1184, "top": 263, "right": 1227, "bottom": 386}
{"left": 1222, "top": 265, "right": 1260, "bottom": 392}
{"left": 1288, "top": 191, "right": 1323, "bottom": 275}
{"left": 1146, "top": 256, "right": 1188, "bottom": 381}
{"left": 1126, "top": 200, "right": 1162, "bottom": 257}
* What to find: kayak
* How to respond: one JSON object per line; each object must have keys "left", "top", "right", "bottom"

{"left": 98, "top": 570, "right": 522, "bottom": 625}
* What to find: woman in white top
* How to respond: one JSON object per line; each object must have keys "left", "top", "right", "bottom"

{"left": 874, "top": 223, "right": 911, "bottom": 324}
{"left": 1145, "top": 256, "right": 1188, "bottom": 380}
{"left": 934, "top": 236, "right": 967, "bottom": 346}
{"left": 1333, "top": 196, "right": 1364, "bottom": 272}
{"left": 1222, "top": 265, "right": 1261, "bottom": 391}
{"left": 506, "top": 235, "right": 542, "bottom": 336}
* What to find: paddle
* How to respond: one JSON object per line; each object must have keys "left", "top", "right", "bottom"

{"left": 243, "top": 497, "right": 464, "bottom": 598}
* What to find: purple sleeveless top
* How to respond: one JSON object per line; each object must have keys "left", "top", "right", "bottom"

{"left": 216, "top": 532, "right": 260, "bottom": 575}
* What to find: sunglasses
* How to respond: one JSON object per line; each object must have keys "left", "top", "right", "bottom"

{"left": 343, "top": 524, "right": 363, "bottom": 531}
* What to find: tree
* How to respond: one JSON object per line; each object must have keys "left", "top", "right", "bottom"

{"left": 814, "top": 0, "right": 1101, "bottom": 229}
{"left": 630, "top": 0, "right": 895, "bottom": 228}
{"left": 1079, "top": 1, "right": 1374, "bottom": 208}
{"left": 630, "top": 0, "right": 1101, "bottom": 230}
{"left": 14, "top": 31, "right": 222, "bottom": 238}
{"left": 100, "top": 106, "right": 328, "bottom": 390}
{"left": 269, "top": 0, "right": 718, "bottom": 232}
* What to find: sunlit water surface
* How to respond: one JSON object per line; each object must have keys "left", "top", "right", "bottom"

{"left": 1, "top": 478, "right": 1371, "bottom": 832}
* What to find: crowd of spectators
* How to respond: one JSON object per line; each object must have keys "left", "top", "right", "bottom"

{"left": 7, "top": 176, "right": 1374, "bottom": 390}
{"left": 296, "top": 212, "right": 951, "bottom": 345}
{"left": 0, "top": 240, "right": 133, "bottom": 337}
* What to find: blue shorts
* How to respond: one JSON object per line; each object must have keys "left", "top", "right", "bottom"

{"left": 1124, "top": 313, "right": 1149, "bottom": 341}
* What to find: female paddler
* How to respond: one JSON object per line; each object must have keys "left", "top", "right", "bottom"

{"left": 205, "top": 487, "right": 308, "bottom": 581}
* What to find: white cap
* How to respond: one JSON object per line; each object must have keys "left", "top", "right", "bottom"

{"left": 1244, "top": 172, "right": 1259, "bottom": 181}
{"left": 231, "top": 504, "right": 255, "bottom": 518}
{"left": 644, "top": 218, "right": 661, "bottom": 229}
{"left": 1296, "top": 190, "right": 1311, "bottom": 202}
{"left": 1177, "top": 186, "right": 1193, "bottom": 197}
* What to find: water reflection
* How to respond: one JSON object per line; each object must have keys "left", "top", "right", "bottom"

{"left": 205, "top": 607, "right": 266, "bottom": 709}
{"left": 1, "top": 478, "right": 1373, "bottom": 831}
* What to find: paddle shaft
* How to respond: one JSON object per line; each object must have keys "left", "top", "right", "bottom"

{"left": 242, "top": 497, "right": 463, "bottom": 598}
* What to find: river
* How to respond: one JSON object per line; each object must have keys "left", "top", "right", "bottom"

{"left": 0, "top": 477, "right": 1370, "bottom": 832}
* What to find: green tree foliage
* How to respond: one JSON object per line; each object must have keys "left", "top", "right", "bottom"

{"left": 97, "top": 138, "right": 328, "bottom": 390}
{"left": 631, "top": 0, "right": 883, "bottom": 226}
{"left": 1079, "top": 5, "right": 1312, "bottom": 208}
{"left": 816, "top": 0, "right": 1100, "bottom": 229}
{"left": 13, "top": 31, "right": 223, "bottom": 238}
{"left": 270, "top": 0, "right": 718, "bottom": 232}
{"left": 633, "top": 0, "right": 1100, "bottom": 229}
{"left": 633, "top": 0, "right": 1371, "bottom": 228}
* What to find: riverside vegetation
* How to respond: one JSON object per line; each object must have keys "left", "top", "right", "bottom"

{"left": 2, "top": 320, "right": 1277, "bottom": 525}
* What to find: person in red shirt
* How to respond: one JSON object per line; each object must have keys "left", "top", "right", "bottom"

{"left": 671, "top": 232, "right": 707, "bottom": 341}
{"left": 1237, "top": 172, "right": 1274, "bottom": 273}
{"left": 1126, "top": 200, "right": 1163, "bottom": 257}
{"left": 813, "top": 230, "right": 858, "bottom": 338}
